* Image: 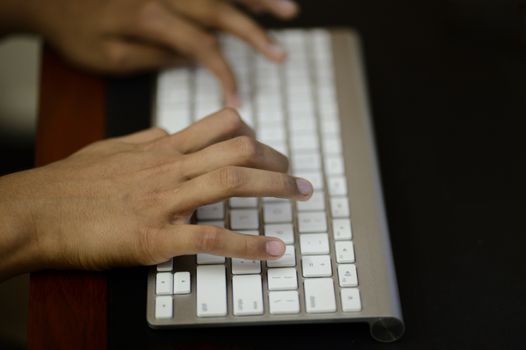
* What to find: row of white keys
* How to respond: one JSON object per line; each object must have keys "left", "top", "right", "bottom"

{"left": 264, "top": 202, "right": 292, "bottom": 223}
{"left": 264, "top": 223, "right": 294, "bottom": 244}
{"left": 155, "top": 272, "right": 192, "bottom": 296}
{"left": 232, "top": 274, "right": 264, "bottom": 316}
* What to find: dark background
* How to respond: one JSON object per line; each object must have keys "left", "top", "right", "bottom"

{"left": 3, "top": 0, "right": 526, "bottom": 349}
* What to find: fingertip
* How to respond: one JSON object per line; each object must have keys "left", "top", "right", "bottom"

{"left": 295, "top": 177, "right": 314, "bottom": 199}
{"left": 265, "top": 239, "right": 285, "bottom": 257}
{"left": 272, "top": 0, "right": 300, "bottom": 19}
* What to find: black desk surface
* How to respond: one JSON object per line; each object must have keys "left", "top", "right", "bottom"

{"left": 105, "top": 1, "right": 526, "bottom": 349}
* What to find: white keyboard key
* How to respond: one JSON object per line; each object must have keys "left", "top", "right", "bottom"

{"left": 333, "top": 218, "right": 352, "bottom": 240}
{"left": 297, "top": 191, "right": 325, "bottom": 211}
{"left": 328, "top": 176, "right": 347, "bottom": 196}
{"left": 302, "top": 255, "right": 332, "bottom": 277}
{"left": 173, "top": 271, "right": 191, "bottom": 294}
{"left": 264, "top": 224, "right": 294, "bottom": 244}
{"left": 294, "top": 171, "right": 323, "bottom": 190}
{"left": 338, "top": 264, "right": 358, "bottom": 287}
{"left": 197, "top": 254, "right": 225, "bottom": 265}
{"left": 267, "top": 245, "right": 296, "bottom": 267}
{"left": 325, "top": 156, "right": 345, "bottom": 175}
{"left": 304, "top": 278, "right": 336, "bottom": 313}
{"left": 341, "top": 288, "right": 362, "bottom": 312}
{"left": 300, "top": 233, "right": 330, "bottom": 255}
{"left": 232, "top": 275, "right": 264, "bottom": 316}
{"left": 156, "top": 272, "right": 173, "bottom": 295}
{"left": 229, "top": 197, "right": 258, "bottom": 208}
{"left": 258, "top": 126, "right": 286, "bottom": 143}
{"left": 155, "top": 296, "right": 173, "bottom": 319}
{"left": 335, "top": 241, "right": 355, "bottom": 263}
{"left": 321, "top": 119, "right": 340, "bottom": 135}
{"left": 268, "top": 291, "right": 300, "bottom": 314}
{"left": 196, "top": 202, "right": 224, "bottom": 220}
{"left": 290, "top": 133, "right": 319, "bottom": 152}
{"left": 331, "top": 197, "right": 350, "bottom": 218}
{"left": 196, "top": 265, "right": 227, "bottom": 317}
{"left": 292, "top": 153, "right": 321, "bottom": 171}
{"left": 322, "top": 137, "right": 342, "bottom": 154}
{"left": 289, "top": 117, "right": 317, "bottom": 132}
{"left": 267, "top": 267, "right": 297, "bottom": 291}
{"left": 232, "top": 258, "right": 261, "bottom": 275}
{"left": 298, "top": 212, "right": 327, "bottom": 233}
{"left": 157, "top": 258, "right": 173, "bottom": 272}
{"left": 264, "top": 202, "right": 293, "bottom": 223}
{"left": 230, "top": 209, "right": 259, "bottom": 230}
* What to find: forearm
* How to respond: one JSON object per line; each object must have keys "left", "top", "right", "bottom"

{"left": 0, "top": 0, "right": 38, "bottom": 36}
{"left": 0, "top": 171, "right": 41, "bottom": 281}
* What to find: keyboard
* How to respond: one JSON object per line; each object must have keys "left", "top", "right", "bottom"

{"left": 148, "top": 29, "right": 404, "bottom": 342}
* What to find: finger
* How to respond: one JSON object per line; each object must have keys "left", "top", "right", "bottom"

{"left": 238, "top": 0, "right": 300, "bottom": 19}
{"left": 102, "top": 40, "right": 180, "bottom": 73}
{"left": 114, "top": 128, "right": 168, "bottom": 144}
{"left": 180, "top": 135, "right": 288, "bottom": 178}
{"left": 157, "top": 224, "right": 286, "bottom": 260}
{"left": 169, "top": 167, "right": 313, "bottom": 213}
{"left": 128, "top": 9, "right": 238, "bottom": 105}
{"left": 159, "top": 107, "right": 254, "bottom": 153}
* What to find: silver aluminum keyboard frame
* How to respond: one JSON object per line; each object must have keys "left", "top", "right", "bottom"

{"left": 147, "top": 29, "right": 404, "bottom": 342}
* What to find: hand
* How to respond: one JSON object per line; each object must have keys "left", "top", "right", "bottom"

{"left": 11, "top": 0, "right": 298, "bottom": 105}
{"left": 0, "top": 109, "right": 313, "bottom": 279}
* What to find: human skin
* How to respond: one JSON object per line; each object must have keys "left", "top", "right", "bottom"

{"left": 0, "top": 109, "right": 313, "bottom": 281}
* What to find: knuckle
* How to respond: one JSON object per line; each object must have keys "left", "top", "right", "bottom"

{"left": 221, "top": 107, "right": 244, "bottom": 132}
{"left": 216, "top": 166, "right": 246, "bottom": 191}
{"left": 136, "top": 227, "right": 160, "bottom": 265}
{"left": 195, "top": 227, "right": 222, "bottom": 253}
{"left": 234, "top": 136, "right": 259, "bottom": 162}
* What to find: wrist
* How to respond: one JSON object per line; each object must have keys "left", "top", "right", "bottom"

{"left": 0, "top": 171, "right": 43, "bottom": 280}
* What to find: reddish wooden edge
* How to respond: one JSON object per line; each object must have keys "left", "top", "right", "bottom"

{"left": 28, "top": 46, "right": 108, "bottom": 350}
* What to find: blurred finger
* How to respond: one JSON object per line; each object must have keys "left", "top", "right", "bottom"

{"left": 238, "top": 0, "right": 299, "bottom": 19}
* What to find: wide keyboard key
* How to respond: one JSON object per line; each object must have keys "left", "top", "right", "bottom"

{"left": 341, "top": 288, "right": 362, "bottom": 312}
{"left": 230, "top": 197, "right": 258, "bottom": 208}
{"left": 155, "top": 296, "right": 173, "bottom": 319}
{"left": 304, "top": 278, "right": 336, "bottom": 313}
{"left": 232, "top": 259, "right": 261, "bottom": 275}
{"left": 332, "top": 219, "right": 352, "bottom": 240}
{"left": 264, "top": 224, "right": 294, "bottom": 244}
{"left": 269, "top": 291, "right": 300, "bottom": 314}
{"left": 267, "top": 267, "right": 298, "bottom": 291}
{"left": 267, "top": 245, "right": 296, "bottom": 267}
{"left": 335, "top": 241, "right": 355, "bottom": 263}
{"left": 302, "top": 255, "right": 332, "bottom": 277}
{"left": 300, "top": 233, "right": 330, "bottom": 255}
{"left": 298, "top": 212, "right": 327, "bottom": 232}
{"left": 230, "top": 209, "right": 259, "bottom": 230}
{"left": 292, "top": 153, "right": 321, "bottom": 171}
{"left": 233, "top": 275, "right": 264, "bottom": 316}
{"left": 197, "top": 254, "right": 225, "bottom": 265}
{"left": 264, "top": 202, "right": 293, "bottom": 223}
{"left": 338, "top": 264, "right": 358, "bottom": 287}
{"left": 197, "top": 265, "right": 227, "bottom": 317}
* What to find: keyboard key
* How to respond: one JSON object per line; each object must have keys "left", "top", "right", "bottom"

{"left": 264, "top": 202, "right": 293, "bottom": 223}
{"left": 173, "top": 272, "right": 191, "bottom": 294}
{"left": 302, "top": 255, "right": 332, "bottom": 277}
{"left": 290, "top": 133, "right": 319, "bottom": 152}
{"left": 155, "top": 296, "right": 173, "bottom": 319}
{"left": 197, "top": 265, "right": 227, "bottom": 317}
{"left": 298, "top": 212, "right": 327, "bottom": 233}
{"left": 331, "top": 197, "right": 350, "bottom": 218}
{"left": 304, "top": 278, "right": 336, "bottom": 313}
{"left": 269, "top": 291, "right": 300, "bottom": 314}
{"left": 264, "top": 224, "right": 294, "bottom": 244}
{"left": 232, "top": 258, "right": 261, "bottom": 275}
{"left": 328, "top": 176, "right": 347, "bottom": 196}
{"left": 341, "top": 288, "right": 362, "bottom": 312}
{"left": 297, "top": 191, "right": 325, "bottom": 211}
{"left": 197, "top": 254, "right": 225, "bottom": 265}
{"left": 230, "top": 209, "right": 259, "bottom": 230}
{"left": 232, "top": 275, "right": 264, "bottom": 316}
{"left": 267, "top": 245, "right": 296, "bottom": 267}
{"left": 332, "top": 219, "right": 352, "bottom": 240}
{"left": 325, "top": 156, "right": 345, "bottom": 175}
{"left": 322, "top": 137, "right": 342, "bottom": 155}
{"left": 267, "top": 267, "right": 298, "bottom": 291}
{"left": 229, "top": 197, "right": 258, "bottom": 208}
{"left": 300, "top": 233, "right": 330, "bottom": 255}
{"left": 157, "top": 258, "right": 173, "bottom": 272}
{"left": 335, "top": 241, "right": 355, "bottom": 263}
{"left": 338, "top": 264, "right": 358, "bottom": 287}
{"left": 196, "top": 202, "right": 224, "bottom": 220}
{"left": 156, "top": 272, "right": 173, "bottom": 295}
{"left": 292, "top": 153, "right": 321, "bottom": 171}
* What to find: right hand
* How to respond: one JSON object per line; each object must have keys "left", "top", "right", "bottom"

{"left": 0, "top": 108, "right": 312, "bottom": 276}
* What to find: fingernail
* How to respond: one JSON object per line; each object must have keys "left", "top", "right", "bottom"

{"left": 276, "top": 0, "right": 299, "bottom": 14}
{"left": 296, "top": 178, "right": 313, "bottom": 196}
{"left": 267, "top": 43, "right": 286, "bottom": 60}
{"left": 266, "top": 240, "right": 285, "bottom": 257}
